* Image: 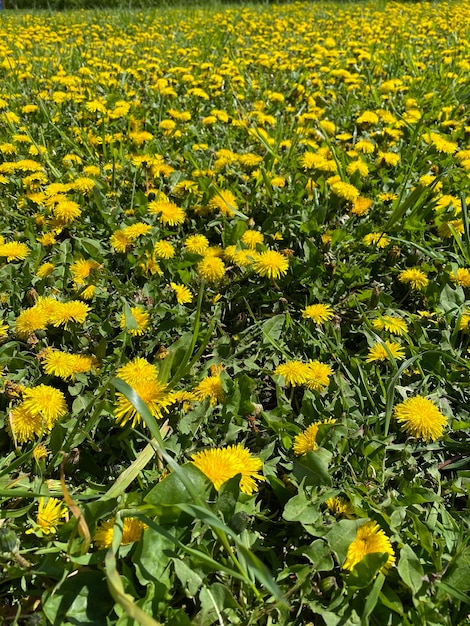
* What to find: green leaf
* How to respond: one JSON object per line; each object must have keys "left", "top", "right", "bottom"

{"left": 292, "top": 449, "right": 332, "bottom": 487}
{"left": 325, "top": 519, "right": 364, "bottom": 564}
{"left": 296, "top": 539, "right": 334, "bottom": 571}
{"left": 144, "top": 464, "right": 211, "bottom": 522}
{"left": 216, "top": 474, "right": 241, "bottom": 521}
{"left": 282, "top": 488, "right": 321, "bottom": 524}
{"left": 42, "top": 571, "right": 114, "bottom": 626}
{"left": 345, "top": 553, "right": 388, "bottom": 590}
{"left": 397, "top": 544, "right": 424, "bottom": 594}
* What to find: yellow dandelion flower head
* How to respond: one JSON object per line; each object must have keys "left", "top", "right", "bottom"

{"left": 372, "top": 315, "right": 408, "bottom": 336}
{"left": 450, "top": 268, "right": 470, "bottom": 288}
{"left": 94, "top": 517, "right": 147, "bottom": 550}
{"left": 148, "top": 200, "right": 185, "bottom": 226}
{"left": 325, "top": 496, "right": 354, "bottom": 518}
{"left": 37, "top": 232, "right": 57, "bottom": 247}
{"left": 185, "top": 234, "right": 209, "bottom": 255}
{"left": 293, "top": 418, "right": 337, "bottom": 455}
{"left": 9, "top": 403, "right": 44, "bottom": 443}
{"left": 0, "top": 320, "right": 8, "bottom": 338}
{"left": 110, "top": 230, "right": 131, "bottom": 253}
{"left": 197, "top": 255, "right": 226, "bottom": 281}
{"left": 153, "top": 240, "right": 175, "bottom": 259}
{"left": 71, "top": 177, "right": 95, "bottom": 193}
{"left": 22, "top": 384, "right": 67, "bottom": 427}
{"left": 36, "top": 262, "right": 55, "bottom": 279}
{"left": 114, "top": 379, "right": 174, "bottom": 428}
{"left": 15, "top": 304, "right": 49, "bottom": 338}
{"left": 116, "top": 357, "right": 158, "bottom": 387}
{"left": 426, "top": 132, "right": 457, "bottom": 154}
{"left": 304, "top": 360, "right": 333, "bottom": 392}
{"left": 52, "top": 199, "right": 81, "bottom": 224}
{"left": 275, "top": 361, "right": 309, "bottom": 386}
{"left": 123, "top": 223, "right": 152, "bottom": 240}
{"left": 293, "top": 422, "right": 320, "bottom": 454}
{"left": 302, "top": 303, "right": 334, "bottom": 324}
{"left": 48, "top": 300, "right": 90, "bottom": 327}
{"left": 120, "top": 306, "right": 150, "bottom": 336}
{"left": 208, "top": 190, "right": 238, "bottom": 217}
{"left": 363, "top": 232, "right": 390, "bottom": 248}
{"left": 191, "top": 444, "right": 264, "bottom": 495}
{"left": 394, "top": 395, "right": 447, "bottom": 442}
{"left": 194, "top": 374, "right": 224, "bottom": 406}
{"left": 461, "top": 311, "right": 470, "bottom": 331}
{"left": 398, "top": 268, "right": 429, "bottom": 290}
{"left": 36, "top": 497, "right": 67, "bottom": 535}
{"left": 241, "top": 229, "right": 264, "bottom": 249}
{"left": 253, "top": 249, "right": 289, "bottom": 279}
{"left": 0, "top": 241, "right": 30, "bottom": 262}
{"left": 343, "top": 521, "right": 395, "bottom": 573}
{"left": 80, "top": 285, "right": 96, "bottom": 300}
{"left": 330, "top": 181, "right": 360, "bottom": 202}
{"left": 366, "top": 341, "right": 405, "bottom": 363}
{"left": 70, "top": 259, "right": 99, "bottom": 286}
{"left": 33, "top": 444, "right": 49, "bottom": 461}
{"left": 170, "top": 282, "right": 193, "bottom": 305}
{"left": 438, "top": 219, "right": 464, "bottom": 238}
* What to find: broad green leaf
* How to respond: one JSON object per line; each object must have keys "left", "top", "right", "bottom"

{"left": 283, "top": 489, "right": 321, "bottom": 524}
{"left": 292, "top": 449, "right": 332, "bottom": 487}
{"left": 397, "top": 544, "right": 424, "bottom": 594}
{"left": 42, "top": 571, "right": 114, "bottom": 626}
{"left": 345, "top": 553, "right": 388, "bottom": 589}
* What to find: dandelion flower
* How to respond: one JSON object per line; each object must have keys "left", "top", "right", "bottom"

{"left": 343, "top": 521, "right": 395, "bottom": 573}
{"left": 22, "top": 384, "right": 67, "bottom": 428}
{"left": 48, "top": 301, "right": 90, "bottom": 327}
{"left": 304, "top": 361, "right": 333, "bottom": 391}
{"left": 114, "top": 379, "right": 174, "bottom": 428}
{"left": 0, "top": 241, "right": 29, "bottom": 262}
{"left": 330, "top": 181, "right": 360, "bottom": 202}
{"left": 372, "top": 315, "right": 408, "bottom": 336}
{"left": 185, "top": 234, "right": 209, "bottom": 255}
{"left": 110, "top": 230, "right": 131, "bottom": 253}
{"left": 148, "top": 200, "right": 185, "bottom": 226}
{"left": 33, "top": 444, "right": 49, "bottom": 461}
{"left": 41, "top": 349, "right": 93, "bottom": 380}
{"left": 52, "top": 200, "right": 81, "bottom": 224}
{"left": 363, "top": 233, "right": 390, "bottom": 248}
{"left": 197, "top": 255, "right": 226, "bottom": 281}
{"left": 302, "top": 303, "right": 334, "bottom": 324}
{"left": 194, "top": 374, "right": 224, "bottom": 406}
{"left": 120, "top": 306, "right": 150, "bottom": 336}
{"left": 94, "top": 517, "right": 147, "bottom": 550}
{"left": 117, "top": 357, "right": 158, "bottom": 387}
{"left": 191, "top": 445, "right": 264, "bottom": 495}
{"left": 36, "top": 498, "right": 67, "bottom": 535}
{"left": 326, "top": 496, "right": 354, "bottom": 518}
{"left": 450, "top": 268, "right": 470, "bottom": 287}
{"left": 0, "top": 321, "right": 9, "bottom": 338}
{"left": 351, "top": 197, "right": 373, "bottom": 216}
{"left": 275, "top": 361, "right": 309, "bottom": 386}
{"left": 9, "top": 404, "right": 44, "bottom": 443}
{"left": 36, "top": 262, "right": 55, "bottom": 279}
{"left": 170, "top": 282, "right": 193, "bottom": 305}
{"left": 293, "top": 419, "right": 337, "bottom": 455}
{"left": 208, "top": 190, "right": 238, "bottom": 217}
{"left": 366, "top": 341, "right": 405, "bottom": 363}
{"left": 241, "top": 230, "right": 264, "bottom": 249}
{"left": 153, "top": 240, "right": 175, "bottom": 259}
{"left": 70, "top": 259, "right": 99, "bottom": 286}
{"left": 394, "top": 396, "right": 447, "bottom": 442}
{"left": 398, "top": 268, "right": 429, "bottom": 290}
{"left": 253, "top": 250, "right": 289, "bottom": 279}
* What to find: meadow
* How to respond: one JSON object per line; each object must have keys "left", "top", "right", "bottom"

{"left": 0, "top": 1, "right": 469, "bottom": 624}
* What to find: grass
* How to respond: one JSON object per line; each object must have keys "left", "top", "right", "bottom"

{"left": 0, "top": 1, "right": 470, "bottom": 625}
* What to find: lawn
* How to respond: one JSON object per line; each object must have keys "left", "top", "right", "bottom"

{"left": 0, "top": 1, "right": 469, "bottom": 624}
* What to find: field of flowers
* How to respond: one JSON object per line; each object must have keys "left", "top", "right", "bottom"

{"left": 0, "top": 1, "right": 470, "bottom": 624}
